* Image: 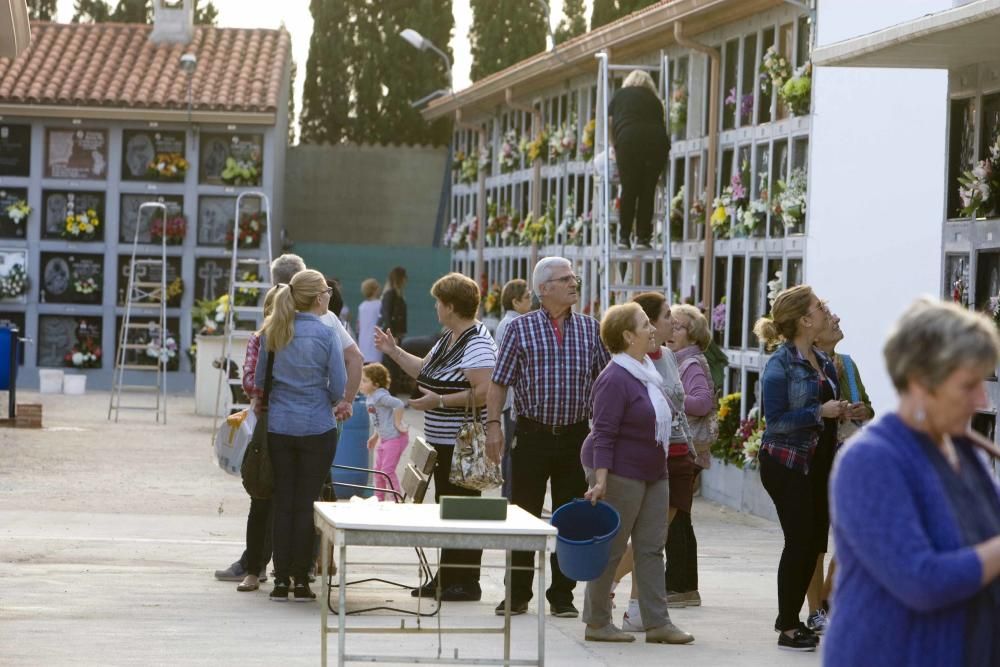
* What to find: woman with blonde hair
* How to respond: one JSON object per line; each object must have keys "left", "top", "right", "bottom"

{"left": 752, "top": 285, "right": 847, "bottom": 651}
{"left": 358, "top": 278, "right": 383, "bottom": 363}
{"left": 826, "top": 298, "right": 1000, "bottom": 665}
{"left": 608, "top": 70, "right": 668, "bottom": 249}
{"left": 255, "top": 269, "right": 347, "bottom": 602}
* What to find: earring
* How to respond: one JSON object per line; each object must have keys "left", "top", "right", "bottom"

{"left": 914, "top": 405, "right": 927, "bottom": 424}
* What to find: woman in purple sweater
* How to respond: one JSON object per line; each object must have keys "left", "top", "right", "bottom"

{"left": 827, "top": 298, "right": 1000, "bottom": 666}
{"left": 580, "top": 303, "right": 694, "bottom": 646}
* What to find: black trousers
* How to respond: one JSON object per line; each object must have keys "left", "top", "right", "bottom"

{"left": 239, "top": 497, "right": 273, "bottom": 575}
{"left": 432, "top": 443, "right": 483, "bottom": 588}
{"left": 501, "top": 409, "right": 515, "bottom": 501}
{"left": 664, "top": 509, "right": 698, "bottom": 593}
{"left": 510, "top": 425, "right": 589, "bottom": 605}
{"left": 616, "top": 133, "right": 667, "bottom": 244}
{"left": 269, "top": 428, "right": 338, "bottom": 581}
{"left": 759, "top": 451, "right": 822, "bottom": 631}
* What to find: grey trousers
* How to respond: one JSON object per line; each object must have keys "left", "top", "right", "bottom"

{"left": 582, "top": 470, "right": 671, "bottom": 629}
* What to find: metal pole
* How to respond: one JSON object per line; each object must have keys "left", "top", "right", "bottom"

{"left": 596, "top": 52, "right": 611, "bottom": 315}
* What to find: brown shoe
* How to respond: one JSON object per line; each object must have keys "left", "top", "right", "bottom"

{"left": 585, "top": 624, "right": 636, "bottom": 642}
{"left": 645, "top": 621, "right": 694, "bottom": 644}
{"left": 236, "top": 574, "right": 260, "bottom": 592}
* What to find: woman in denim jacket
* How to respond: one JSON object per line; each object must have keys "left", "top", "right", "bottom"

{"left": 752, "top": 285, "right": 848, "bottom": 652}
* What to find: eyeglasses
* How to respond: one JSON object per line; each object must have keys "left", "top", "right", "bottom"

{"left": 805, "top": 300, "right": 830, "bottom": 318}
{"left": 547, "top": 275, "right": 582, "bottom": 289}
{"left": 670, "top": 321, "right": 689, "bottom": 331}
{"left": 323, "top": 287, "right": 335, "bottom": 296}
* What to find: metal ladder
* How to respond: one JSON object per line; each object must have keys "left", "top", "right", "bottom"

{"left": 211, "top": 192, "right": 274, "bottom": 436}
{"left": 594, "top": 51, "right": 673, "bottom": 313}
{"left": 108, "top": 202, "right": 169, "bottom": 424}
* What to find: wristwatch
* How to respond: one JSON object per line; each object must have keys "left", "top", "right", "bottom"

{"left": 438, "top": 394, "right": 445, "bottom": 409}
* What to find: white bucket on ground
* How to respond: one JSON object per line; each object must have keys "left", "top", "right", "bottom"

{"left": 63, "top": 374, "right": 87, "bottom": 395}
{"left": 38, "top": 369, "right": 64, "bottom": 394}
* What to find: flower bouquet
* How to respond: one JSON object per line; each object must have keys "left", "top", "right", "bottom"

{"left": 460, "top": 150, "right": 479, "bottom": 184}
{"left": 669, "top": 185, "right": 685, "bottom": 239}
{"left": 568, "top": 212, "right": 591, "bottom": 246}
{"left": 767, "top": 270, "right": 784, "bottom": 308}
{"left": 234, "top": 271, "right": 261, "bottom": 307}
{"left": 519, "top": 212, "right": 554, "bottom": 246}
{"left": 759, "top": 45, "right": 791, "bottom": 95}
{"left": 712, "top": 298, "right": 727, "bottom": 333}
{"left": 146, "top": 153, "right": 189, "bottom": 181}
{"left": 501, "top": 213, "right": 519, "bottom": 244}
{"left": 226, "top": 212, "right": 264, "bottom": 248}
{"left": 689, "top": 195, "right": 706, "bottom": 227}
{"left": 725, "top": 87, "right": 754, "bottom": 125}
{"left": 773, "top": 167, "right": 808, "bottom": 230}
{"left": 193, "top": 294, "right": 230, "bottom": 335}
{"left": 146, "top": 329, "right": 179, "bottom": 365}
{"left": 72, "top": 269, "right": 99, "bottom": 296}
{"left": 743, "top": 420, "right": 765, "bottom": 470}
{"left": 549, "top": 120, "right": 577, "bottom": 162}
{"left": 452, "top": 149, "right": 466, "bottom": 173}
{"left": 527, "top": 128, "right": 549, "bottom": 164}
{"left": 63, "top": 209, "right": 100, "bottom": 241}
{"left": 63, "top": 320, "right": 101, "bottom": 369}
{"left": 780, "top": 62, "right": 812, "bottom": 116}
{"left": 221, "top": 154, "right": 261, "bottom": 186}
{"left": 958, "top": 135, "right": 1000, "bottom": 218}
{"left": 711, "top": 392, "right": 744, "bottom": 466}
{"left": 0, "top": 263, "right": 27, "bottom": 299}
{"left": 150, "top": 215, "right": 187, "bottom": 245}
{"left": 5, "top": 199, "right": 31, "bottom": 225}
{"left": 710, "top": 196, "right": 731, "bottom": 239}
{"left": 499, "top": 129, "right": 521, "bottom": 173}
{"left": 669, "top": 84, "right": 687, "bottom": 136}
{"left": 484, "top": 284, "right": 502, "bottom": 318}
{"left": 580, "top": 119, "right": 596, "bottom": 161}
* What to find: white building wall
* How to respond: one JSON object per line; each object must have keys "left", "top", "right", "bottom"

{"left": 809, "top": 2, "right": 951, "bottom": 413}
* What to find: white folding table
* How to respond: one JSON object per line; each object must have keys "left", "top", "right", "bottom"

{"left": 314, "top": 502, "right": 557, "bottom": 667}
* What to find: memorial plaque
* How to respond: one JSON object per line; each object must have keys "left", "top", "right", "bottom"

{"left": 45, "top": 128, "right": 109, "bottom": 180}
{"left": 198, "top": 133, "right": 263, "bottom": 186}
{"left": 38, "top": 315, "right": 98, "bottom": 368}
{"left": 120, "top": 194, "right": 184, "bottom": 244}
{"left": 39, "top": 252, "right": 103, "bottom": 305}
{"left": 197, "top": 195, "right": 260, "bottom": 246}
{"left": 0, "top": 247, "right": 28, "bottom": 304}
{"left": 115, "top": 316, "right": 181, "bottom": 371}
{"left": 42, "top": 190, "right": 105, "bottom": 241}
{"left": 117, "top": 254, "right": 183, "bottom": 308}
{"left": 0, "top": 124, "right": 30, "bottom": 177}
{"left": 945, "top": 254, "right": 970, "bottom": 306}
{"left": 0, "top": 188, "right": 29, "bottom": 239}
{"left": 121, "top": 130, "right": 186, "bottom": 181}
{"left": 194, "top": 257, "right": 230, "bottom": 302}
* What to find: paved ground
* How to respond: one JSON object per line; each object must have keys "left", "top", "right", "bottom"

{"left": 0, "top": 391, "right": 822, "bottom": 666}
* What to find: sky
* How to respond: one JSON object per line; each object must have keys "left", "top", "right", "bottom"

{"left": 53, "top": 0, "right": 585, "bottom": 139}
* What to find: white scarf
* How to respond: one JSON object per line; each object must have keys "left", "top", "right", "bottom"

{"left": 612, "top": 352, "right": 673, "bottom": 451}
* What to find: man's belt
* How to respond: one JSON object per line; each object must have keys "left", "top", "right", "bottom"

{"left": 516, "top": 417, "right": 588, "bottom": 437}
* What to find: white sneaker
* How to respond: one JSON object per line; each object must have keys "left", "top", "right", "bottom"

{"left": 806, "top": 609, "right": 828, "bottom": 635}
{"left": 622, "top": 600, "right": 644, "bottom": 632}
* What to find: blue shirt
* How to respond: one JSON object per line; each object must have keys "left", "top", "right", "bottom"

{"left": 255, "top": 312, "right": 347, "bottom": 437}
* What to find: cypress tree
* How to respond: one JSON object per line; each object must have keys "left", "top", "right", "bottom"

{"left": 555, "top": 0, "right": 587, "bottom": 43}
{"left": 469, "top": 0, "right": 546, "bottom": 82}
{"left": 591, "top": 0, "right": 658, "bottom": 30}
{"left": 28, "top": 0, "right": 58, "bottom": 20}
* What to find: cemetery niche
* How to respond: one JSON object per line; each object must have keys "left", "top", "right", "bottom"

{"left": 117, "top": 255, "right": 184, "bottom": 308}
{"left": 42, "top": 190, "right": 104, "bottom": 242}
{"left": 45, "top": 128, "right": 109, "bottom": 180}
{"left": 39, "top": 252, "right": 103, "bottom": 305}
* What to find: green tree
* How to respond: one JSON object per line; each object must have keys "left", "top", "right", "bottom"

{"left": 469, "top": 0, "right": 546, "bottom": 81}
{"left": 590, "top": 0, "right": 658, "bottom": 30}
{"left": 300, "top": 0, "right": 453, "bottom": 146}
{"left": 287, "top": 58, "right": 297, "bottom": 145}
{"left": 555, "top": 0, "right": 587, "bottom": 43}
{"left": 28, "top": 0, "right": 58, "bottom": 20}
{"left": 73, "top": 0, "right": 218, "bottom": 25}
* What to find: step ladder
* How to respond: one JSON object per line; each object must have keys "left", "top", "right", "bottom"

{"left": 595, "top": 51, "right": 674, "bottom": 314}
{"left": 211, "top": 192, "right": 274, "bottom": 437}
{"left": 108, "top": 202, "right": 169, "bottom": 424}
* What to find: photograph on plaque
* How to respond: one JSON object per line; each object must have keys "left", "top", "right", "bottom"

{"left": 115, "top": 316, "right": 181, "bottom": 371}
{"left": 45, "top": 128, "right": 109, "bottom": 180}
{"left": 0, "top": 247, "right": 29, "bottom": 304}
{"left": 0, "top": 310, "right": 26, "bottom": 364}
{"left": 197, "top": 195, "right": 260, "bottom": 246}
{"left": 198, "top": 133, "right": 263, "bottom": 186}
{"left": 42, "top": 190, "right": 105, "bottom": 241}
{"left": 39, "top": 252, "right": 103, "bottom": 305}
{"left": 121, "top": 130, "right": 188, "bottom": 181}
{"left": 0, "top": 124, "right": 31, "bottom": 177}
{"left": 38, "top": 315, "right": 102, "bottom": 369}
{"left": 0, "top": 187, "right": 30, "bottom": 239}
{"left": 944, "top": 254, "right": 970, "bottom": 307}
{"left": 117, "top": 255, "right": 183, "bottom": 308}
{"left": 119, "top": 194, "right": 185, "bottom": 244}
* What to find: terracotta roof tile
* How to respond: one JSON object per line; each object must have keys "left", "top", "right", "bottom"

{"left": 0, "top": 21, "right": 290, "bottom": 114}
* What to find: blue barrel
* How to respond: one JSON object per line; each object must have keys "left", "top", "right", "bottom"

{"left": 0, "top": 327, "right": 19, "bottom": 391}
{"left": 331, "top": 394, "right": 372, "bottom": 498}
{"left": 550, "top": 499, "right": 621, "bottom": 582}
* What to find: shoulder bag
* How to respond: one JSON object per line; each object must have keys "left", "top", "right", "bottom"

{"left": 241, "top": 349, "right": 275, "bottom": 499}
{"left": 450, "top": 389, "right": 504, "bottom": 492}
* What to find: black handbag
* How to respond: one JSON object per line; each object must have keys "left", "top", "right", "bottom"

{"left": 241, "top": 349, "right": 275, "bottom": 499}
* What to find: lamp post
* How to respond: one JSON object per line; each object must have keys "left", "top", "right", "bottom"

{"left": 399, "top": 28, "right": 453, "bottom": 91}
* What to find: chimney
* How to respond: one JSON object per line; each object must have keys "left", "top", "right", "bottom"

{"left": 150, "top": 0, "right": 195, "bottom": 44}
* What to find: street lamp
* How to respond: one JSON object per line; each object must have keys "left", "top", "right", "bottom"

{"left": 399, "top": 28, "right": 453, "bottom": 92}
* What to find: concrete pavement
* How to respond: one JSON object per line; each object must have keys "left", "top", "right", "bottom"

{"left": 0, "top": 391, "right": 821, "bottom": 666}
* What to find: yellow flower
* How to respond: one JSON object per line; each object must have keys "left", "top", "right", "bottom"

{"left": 711, "top": 205, "right": 728, "bottom": 225}
{"left": 718, "top": 404, "right": 730, "bottom": 420}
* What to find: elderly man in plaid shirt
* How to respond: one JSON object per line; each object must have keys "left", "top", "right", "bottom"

{"left": 486, "top": 256, "right": 611, "bottom": 618}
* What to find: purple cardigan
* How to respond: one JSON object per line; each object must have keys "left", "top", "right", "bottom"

{"left": 580, "top": 363, "right": 668, "bottom": 481}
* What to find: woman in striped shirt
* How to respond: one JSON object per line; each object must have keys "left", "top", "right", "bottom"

{"left": 375, "top": 272, "right": 498, "bottom": 602}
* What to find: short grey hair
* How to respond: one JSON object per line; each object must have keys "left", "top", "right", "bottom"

{"left": 532, "top": 256, "right": 572, "bottom": 297}
{"left": 270, "top": 253, "right": 306, "bottom": 284}
{"left": 884, "top": 297, "right": 1000, "bottom": 392}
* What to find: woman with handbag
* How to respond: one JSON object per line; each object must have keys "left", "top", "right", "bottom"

{"left": 254, "top": 270, "right": 347, "bottom": 602}
{"left": 375, "top": 272, "right": 498, "bottom": 602}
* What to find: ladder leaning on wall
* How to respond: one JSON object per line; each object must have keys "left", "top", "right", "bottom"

{"left": 108, "top": 201, "right": 169, "bottom": 424}
{"left": 211, "top": 192, "right": 274, "bottom": 439}
{"left": 594, "top": 51, "right": 674, "bottom": 313}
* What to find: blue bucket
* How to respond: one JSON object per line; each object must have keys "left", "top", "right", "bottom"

{"left": 550, "top": 499, "right": 621, "bottom": 582}
{"left": 331, "top": 395, "right": 371, "bottom": 498}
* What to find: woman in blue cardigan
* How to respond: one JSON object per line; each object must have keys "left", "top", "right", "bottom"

{"left": 826, "top": 298, "right": 1000, "bottom": 666}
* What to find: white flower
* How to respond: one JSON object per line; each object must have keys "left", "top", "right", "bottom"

{"left": 72, "top": 352, "right": 84, "bottom": 366}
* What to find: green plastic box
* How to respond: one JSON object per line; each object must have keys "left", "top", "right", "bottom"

{"left": 439, "top": 496, "right": 508, "bottom": 521}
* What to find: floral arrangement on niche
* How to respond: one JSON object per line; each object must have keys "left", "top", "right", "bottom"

{"left": 743, "top": 419, "right": 765, "bottom": 469}
{"left": 145, "top": 325, "right": 179, "bottom": 365}
{"left": 227, "top": 212, "right": 264, "bottom": 248}
{"left": 5, "top": 198, "right": 31, "bottom": 225}
{"left": 452, "top": 149, "right": 466, "bottom": 173}
{"left": 445, "top": 213, "right": 478, "bottom": 249}
{"left": 519, "top": 212, "right": 554, "bottom": 246}
{"left": 233, "top": 271, "right": 261, "bottom": 307}
{"left": 483, "top": 283, "right": 502, "bottom": 318}
{"left": 567, "top": 212, "right": 592, "bottom": 246}
{"left": 193, "top": 294, "right": 230, "bottom": 335}
{"left": 150, "top": 215, "right": 187, "bottom": 245}
{"left": 499, "top": 130, "right": 521, "bottom": 173}
{"left": 580, "top": 119, "right": 596, "bottom": 161}
{"left": 460, "top": 149, "right": 479, "bottom": 184}
{"left": 669, "top": 83, "right": 687, "bottom": 136}
{"left": 759, "top": 45, "right": 791, "bottom": 96}
{"left": 773, "top": 167, "right": 808, "bottom": 230}
{"left": 221, "top": 149, "right": 262, "bottom": 186}
{"left": 63, "top": 208, "right": 100, "bottom": 241}
{"left": 958, "top": 134, "right": 1000, "bottom": 218}
{"left": 72, "top": 268, "right": 99, "bottom": 296}
{"left": 689, "top": 194, "right": 706, "bottom": 227}
{"left": 710, "top": 163, "right": 751, "bottom": 239}
{"left": 711, "top": 392, "right": 743, "bottom": 465}
{"left": 166, "top": 277, "right": 184, "bottom": 302}
{"left": 712, "top": 297, "right": 727, "bottom": 333}
{"left": 549, "top": 119, "right": 577, "bottom": 162}
{"left": 0, "top": 263, "right": 27, "bottom": 299}
{"left": 64, "top": 320, "right": 101, "bottom": 369}
{"left": 526, "top": 127, "right": 550, "bottom": 164}
{"left": 725, "top": 87, "right": 754, "bottom": 125}
{"left": 146, "top": 153, "right": 188, "bottom": 181}
{"left": 669, "top": 185, "right": 686, "bottom": 239}
{"left": 767, "top": 270, "right": 784, "bottom": 308}
{"left": 781, "top": 62, "right": 812, "bottom": 116}
{"left": 479, "top": 144, "right": 493, "bottom": 176}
